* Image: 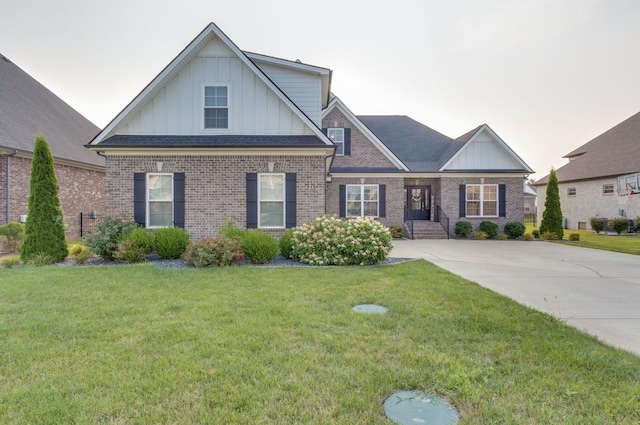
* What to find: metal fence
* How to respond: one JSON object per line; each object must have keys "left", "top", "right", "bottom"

{"left": 79, "top": 211, "right": 102, "bottom": 237}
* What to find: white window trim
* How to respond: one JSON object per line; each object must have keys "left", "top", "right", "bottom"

{"left": 146, "top": 173, "right": 173, "bottom": 229}
{"left": 258, "top": 173, "right": 286, "bottom": 229}
{"left": 346, "top": 184, "right": 379, "bottom": 218}
{"left": 202, "top": 83, "right": 231, "bottom": 132}
{"left": 327, "top": 128, "right": 344, "bottom": 156}
{"left": 466, "top": 184, "right": 498, "bottom": 218}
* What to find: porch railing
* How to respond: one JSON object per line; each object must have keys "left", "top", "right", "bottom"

{"left": 435, "top": 205, "right": 450, "bottom": 238}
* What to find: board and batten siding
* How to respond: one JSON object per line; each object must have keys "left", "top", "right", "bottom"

{"left": 117, "top": 37, "right": 314, "bottom": 136}
{"left": 444, "top": 132, "right": 521, "bottom": 170}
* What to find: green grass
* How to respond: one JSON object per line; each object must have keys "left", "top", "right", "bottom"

{"left": 1, "top": 262, "right": 640, "bottom": 424}
{"left": 526, "top": 223, "right": 640, "bottom": 255}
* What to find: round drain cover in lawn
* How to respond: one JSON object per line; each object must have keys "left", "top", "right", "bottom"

{"left": 384, "top": 391, "right": 459, "bottom": 425}
{"left": 352, "top": 304, "right": 387, "bottom": 314}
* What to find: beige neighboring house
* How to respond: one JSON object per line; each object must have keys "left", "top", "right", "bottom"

{"left": 535, "top": 111, "right": 640, "bottom": 230}
{"left": 524, "top": 183, "right": 536, "bottom": 222}
{"left": 0, "top": 53, "right": 104, "bottom": 237}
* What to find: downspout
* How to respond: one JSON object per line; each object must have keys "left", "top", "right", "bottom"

{"left": 5, "top": 150, "right": 17, "bottom": 224}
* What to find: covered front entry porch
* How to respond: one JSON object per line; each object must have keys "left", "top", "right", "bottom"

{"left": 403, "top": 178, "right": 448, "bottom": 239}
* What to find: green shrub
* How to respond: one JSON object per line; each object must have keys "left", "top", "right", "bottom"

{"left": 27, "top": 252, "right": 55, "bottom": 267}
{"left": 454, "top": 221, "right": 473, "bottom": 238}
{"left": 291, "top": 215, "right": 392, "bottom": 266}
{"left": 473, "top": 231, "right": 488, "bottom": 240}
{"left": 590, "top": 217, "right": 605, "bottom": 234}
{"left": 523, "top": 233, "right": 533, "bottom": 241}
{"left": 0, "top": 222, "right": 25, "bottom": 252}
{"left": 608, "top": 217, "right": 629, "bottom": 235}
{"left": 569, "top": 233, "right": 580, "bottom": 241}
{"left": 241, "top": 230, "right": 279, "bottom": 264}
{"left": 0, "top": 255, "right": 21, "bottom": 268}
{"left": 532, "top": 229, "right": 540, "bottom": 238}
{"left": 540, "top": 168, "right": 564, "bottom": 240}
{"left": 389, "top": 225, "right": 404, "bottom": 238}
{"left": 85, "top": 213, "right": 137, "bottom": 260}
{"left": 540, "top": 231, "right": 558, "bottom": 240}
{"left": 279, "top": 228, "right": 295, "bottom": 259}
{"left": 219, "top": 215, "right": 247, "bottom": 240}
{"left": 69, "top": 244, "right": 92, "bottom": 264}
{"left": 114, "top": 228, "right": 154, "bottom": 263}
{"left": 479, "top": 221, "right": 499, "bottom": 239}
{"left": 183, "top": 236, "right": 244, "bottom": 267}
{"left": 498, "top": 233, "right": 509, "bottom": 240}
{"left": 154, "top": 227, "right": 190, "bottom": 259}
{"left": 503, "top": 221, "right": 525, "bottom": 239}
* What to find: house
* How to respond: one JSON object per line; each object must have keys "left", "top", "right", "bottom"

{"left": 0, "top": 53, "right": 104, "bottom": 237}
{"left": 88, "top": 22, "right": 533, "bottom": 238}
{"left": 535, "top": 111, "right": 640, "bottom": 230}
{"left": 524, "top": 183, "right": 537, "bottom": 222}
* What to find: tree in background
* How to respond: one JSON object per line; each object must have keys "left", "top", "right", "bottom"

{"left": 539, "top": 168, "right": 564, "bottom": 240}
{"left": 20, "top": 135, "right": 68, "bottom": 264}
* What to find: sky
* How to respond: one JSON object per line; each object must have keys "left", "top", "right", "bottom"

{"left": 2, "top": 0, "right": 639, "bottom": 180}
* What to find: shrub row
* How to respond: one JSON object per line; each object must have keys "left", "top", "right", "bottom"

{"left": 454, "top": 220, "right": 525, "bottom": 239}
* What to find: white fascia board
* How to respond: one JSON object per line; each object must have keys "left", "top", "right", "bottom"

{"left": 330, "top": 171, "right": 529, "bottom": 179}
{"left": 89, "top": 147, "right": 335, "bottom": 157}
{"left": 323, "top": 97, "right": 409, "bottom": 171}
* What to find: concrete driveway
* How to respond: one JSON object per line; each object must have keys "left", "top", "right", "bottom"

{"left": 391, "top": 239, "right": 640, "bottom": 356}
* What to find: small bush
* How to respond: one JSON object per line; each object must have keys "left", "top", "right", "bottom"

{"left": 532, "top": 229, "right": 540, "bottom": 238}
{"left": 69, "top": 244, "right": 92, "bottom": 264}
{"left": 503, "top": 221, "right": 525, "bottom": 239}
{"left": 590, "top": 217, "right": 605, "bottom": 234}
{"left": 479, "top": 221, "right": 499, "bottom": 239}
{"left": 279, "top": 228, "right": 295, "bottom": 259}
{"left": 0, "top": 222, "right": 25, "bottom": 252}
{"left": 27, "top": 252, "right": 54, "bottom": 267}
{"left": 498, "top": 233, "right": 509, "bottom": 240}
{"left": 569, "top": 233, "right": 580, "bottom": 241}
{"left": 241, "top": 230, "right": 279, "bottom": 264}
{"left": 291, "top": 215, "right": 392, "bottom": 266}
{"left": 114, "top": 228, "right": 154, "bottom": 263}
{"left": 0, "top": 255, "right": 21, "bottom": 268}
{"left": 389, "top": 225, "right": 404, "bottom": 238}
{"left": 523, "top": 233, "right": 533, "bottom": 241}
{"left": 154, "top": 227, "right": 190, "bottom": 259}
{"left": 85, "top": 213, "right": 137, "bottom": 260}
{"left": 473, "top": 231, "right": 488, "bottom": 240}
{"left": 608, "top": 217, "right": 629, "bottom": 235}
{"left": 454, "top": 221, "right": 473, "bottom": 238}
{"left": 183, "top": 236, "right": 244, "bottom": 267}
{"left": 540, "top": 231, "right": 558, "bottom": 240}
{"left": 219, "top": 216, "right": 247, "bottom": 240}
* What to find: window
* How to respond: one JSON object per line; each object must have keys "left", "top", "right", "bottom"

{"left": 327, "top": 128, "right": 344, "bottom": 155}
{"left": 259, "top": 174, "right": 285, "bottom": 228}
{"left": 204, "top": 85, "right": 229, "bottom": 129}
{"left": 346, "top": 185, "right": 379, "bottom": 217}
{"left": 567, "top": 187, "right": 577, "bottom": 197}
{"left": 147, "top": 174, "right": 173, "bottom": 227}
{"left": 466, "top": 184, "right": 497, "bottom": 217}
{"left": 603, "top": 184, "right": 614, "bottom": 195}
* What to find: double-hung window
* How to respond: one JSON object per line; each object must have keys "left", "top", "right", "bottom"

{"left": 204, "top": 85, "right": 229, "bottom": 129}
{"left": 466, "top": 184, "right": 497, "bottom": 217}
{"left": 259, "top": 174, "right": 285, "bottom": 228}
{"left": 147, "top": 173, "right": 173, "bottom": 227}
{"left": 327, "top": 128, "right": 344, "bottom": 155}
{"left": 346, "top": 185, "right": 379, "bottom": 217}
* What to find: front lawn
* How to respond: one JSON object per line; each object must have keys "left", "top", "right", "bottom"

{"left": 1, "top": 261, "right": 639, "bottom": 424}
{"left": 526, "top": 223, "right": 640, "bottom": 255}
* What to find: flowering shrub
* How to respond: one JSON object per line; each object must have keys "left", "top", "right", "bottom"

{"left": 183, "top": 236, "right": 244, "bottom": 267}
{"left": 291, "top": 215, "right": 392, "bottom": 266}
{"left": 84, "top": 213, "right": 137, "bottom": 260}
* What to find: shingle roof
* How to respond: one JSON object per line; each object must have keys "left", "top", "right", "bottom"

{"left": 96, "top": 135, "right": 328, "bottom": 148}
{"left": 536, "top": 110, "right": 640, "bottom": 185}
{"left": 0, "top": 53, "right": 103, "bottom": 167}
{"left": 356, "top": 115, "right": 465, "bottom": 172}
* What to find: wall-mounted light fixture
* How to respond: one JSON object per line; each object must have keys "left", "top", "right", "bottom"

{"left": 90, "top": 211, "right": 98, "bottom": 220}
{"left": 326, "top": 173, "right": 332, "bottom": 183}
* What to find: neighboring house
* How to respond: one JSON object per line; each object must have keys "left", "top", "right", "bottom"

{"left": 524, "top": 183, "right": 537, "bottom": 222}
{"left": 0, "top": 53, "right": 104, "bottom": 237}
{"left": 88, "top": 22, "right": 533, "bottom": 239}
{"left": 535, "top": 111, "right": 640, "bottom": 230}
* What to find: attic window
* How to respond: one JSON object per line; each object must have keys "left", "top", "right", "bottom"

{"left": 204, "top": 85, "right": 229, "bottom": 129}
{"left": 327, "top": 128, "right": 344, "bottom": 155}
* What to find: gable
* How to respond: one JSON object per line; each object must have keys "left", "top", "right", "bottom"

{"left": 442, "top": 126, "right": 532, "bottom": 172}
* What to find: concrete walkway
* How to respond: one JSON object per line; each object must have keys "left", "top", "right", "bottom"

{"left": 391, "top": 239, "right": 640, "bottom": 356}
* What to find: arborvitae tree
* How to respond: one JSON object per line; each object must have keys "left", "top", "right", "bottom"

{"left": 20, "top": 134, "right": 68, "bottom": 263}
{"left": 539, "top": 168, "right": 564, "bottom": 239}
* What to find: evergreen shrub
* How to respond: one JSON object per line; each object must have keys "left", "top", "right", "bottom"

{"left": 279, "top": 228, "right": 294, "bottom": 259}
{"left": 608, "top": 217, "right": 629, "bottom": 235}
{"left": 389, "top": 225, "right": 404, "bottom": 238}
{"left": 590, "top": 217, "right": 605, "bottom": 234}
{"left": 114, "top": 228, "right": 154, "bottom": 263}
{"left": 503, "top": 221, "right": 526, "bottom": 239}
{"left": 540, "top": 168, "right": 564, "bottom": 239}
{"left": 523, "top": 233, "right": 533, "bottom": 241}
{"left": 69, "top": 244, "right": 91, "bottom": 264}
{"left": 154, "top": 227, "right": 190, "bottom": 259}
{"left": 473, "top": 231, "right": 488, "bottom": 240}
{"left": 0, "top": 255, "right": 21, "bottom": 268}
{"left": 569, "top": 233, "right": 580, "bottom": 241}
{"left": 0, "top": 222, "right": 25, "bottom": 252}
{"left": 85, "top": 213, "right": 137, "bottom": 260}
{"left": 532, "top": 229, "right": 540, "bottom": 238}
{"left": 241, "top": 230, "right": 279, "bottom": 264}
{"left": 479, "top": 221, "right": 499, "bottom": 239}
{"left": 454, "top": 221, "right": 473, "bottom": 238}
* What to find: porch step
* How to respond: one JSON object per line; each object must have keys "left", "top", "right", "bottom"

{"left": 404, "top": 221, "right": 448, "bottom": 239}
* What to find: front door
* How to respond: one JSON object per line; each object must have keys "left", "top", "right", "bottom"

{"left": 404, "top": 186, "right": 431, "bottom": 220}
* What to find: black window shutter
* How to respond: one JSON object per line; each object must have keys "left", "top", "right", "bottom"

{"left": 322, "top": 128, "right": 327, "bottom": 135}
{"left": 134, "top": 173, "right": 146, "bottom": 227}
{"left": 285, "top": 173, "right": 296, "bottom": 228}
{"left": 246, "top": 173, "right": 258, "bottom": 228}
{"left": 459, "top": 184, "right": 466, "bottom": 217}
{"left": 499, "top": 184, "right": 506, "bottom": 217}
{"left": 344, "top": 128, "right": 351, "bottom": 156}
{"left": 339, "top": 185, "right": 346, "bottom": 218}
{"left": 173, "top": 173, "right": 185, "bottom": 228}
{"left": 379, "top": 184, "right": 386, "bottom": 217}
